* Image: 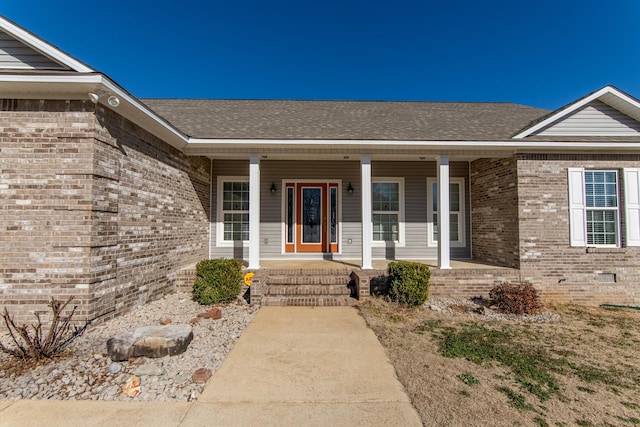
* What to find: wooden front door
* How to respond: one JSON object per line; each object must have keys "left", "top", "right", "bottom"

{"left": 285, "top": 182, "right": 339, "bottom": 253}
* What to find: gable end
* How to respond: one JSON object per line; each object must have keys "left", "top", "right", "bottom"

{"left": 0, "top": 30, "right": 70, "bottom": 70}
{"left": 535, "top": 100, "right": 640, "bottom": 136}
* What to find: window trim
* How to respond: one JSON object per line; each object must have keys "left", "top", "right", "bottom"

{"left": 568, "top": 168, "right": 624, "bottom": 248}
{"left": 427, "top": 177, "right": 466, "bottom": 248}
{"left": 585, "top": 170, "right": 620, "bottom": 247}
{"left": 371, "top": 178, "right": 405, "bottom": 247}
{"left": 216, "top": 176, "right": 249, "bottom": 247}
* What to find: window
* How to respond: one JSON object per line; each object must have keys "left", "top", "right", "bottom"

{"left": 567, "top": 168, "right": 640, "bottom": 248}
{"left": 217, "top": 177, "right": 249, "bottom": 244}
{"left": 427, "top": 178, "right": 466, "bottom": 247}
{"left": 584, "top": 171, "right": 618, "bottom": 245}
{"left": 372, "top": 179, "right": 404, "bottom": 244}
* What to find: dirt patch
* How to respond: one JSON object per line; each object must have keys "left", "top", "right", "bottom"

{"left": 359, "top": 298, "right": 640, "bottom": 426}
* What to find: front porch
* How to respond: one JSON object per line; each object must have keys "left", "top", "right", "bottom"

{"left": 247, "top": 259, "right": 521, "bottom": 306}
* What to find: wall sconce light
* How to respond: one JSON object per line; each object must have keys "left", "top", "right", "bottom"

{"left": 347, "top": 182, "right": 354, "bottom": 194}
{"left": 270, "top": 182, "right": 277, "bottom": 194}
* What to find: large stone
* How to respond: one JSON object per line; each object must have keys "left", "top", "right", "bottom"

{"left": 107, "top": 324, "right": 194, "bottom": 362}
{"left": 198, "top": 307, "right": 222, "bottom": 320}
{"left": 192, "top": 368, "right": 212, "bottom": 384}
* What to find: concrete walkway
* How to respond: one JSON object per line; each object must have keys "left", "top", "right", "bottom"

{"left": 0, "top": 307, "right": 421, "bottom": 427}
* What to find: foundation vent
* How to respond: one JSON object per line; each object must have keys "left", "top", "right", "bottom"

{"left": 596, "top": 273, "right": 616, "bottom": 283}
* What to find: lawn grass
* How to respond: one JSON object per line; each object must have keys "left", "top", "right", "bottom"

{"left": 359, "top": 298, "right": 640, "bottom": 426}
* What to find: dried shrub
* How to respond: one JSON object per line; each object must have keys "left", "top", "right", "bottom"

{"left": 388, "top": 261, "right": 431, "bottom": 307}
{"left": 192, "top": 258, "right": 243, "bottom": 305}
{"left": 0, "top": 297, "right": 89, "bottom": 360}
{"left": 489, "top": 282, "right": 542, "bottom": 315}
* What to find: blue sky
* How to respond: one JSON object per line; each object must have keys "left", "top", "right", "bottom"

{"left": 3, "top": 1, "right": 640, "bottom": 109}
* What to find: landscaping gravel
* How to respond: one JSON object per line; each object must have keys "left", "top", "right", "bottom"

{"left": 0, "top": 292, "right": 258, "bottom": 401}
{"left": 427, "top": 296, "right": 562, "bottom": 322}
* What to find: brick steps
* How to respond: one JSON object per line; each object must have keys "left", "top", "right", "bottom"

{"left": 266, "top": 284, "right": 352, "bottom": 296}
{"left": 262, "top": 272, "right": 356, "bottom": 306}
{"left": 261, "top": 296, "right": 357, "bottom": 307}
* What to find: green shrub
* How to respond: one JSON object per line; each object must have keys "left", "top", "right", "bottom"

{"left": 192, "top": 259, "right": 243, "bottom": 305}
{"left": 388, "top": 261, "right": 430, "bottom": 306}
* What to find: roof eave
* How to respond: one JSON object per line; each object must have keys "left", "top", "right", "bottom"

{"left": 0, "top": 73, "right": 189, "bottom": 151}
{"left": 184, "top": 138, "right": 640, "bottom": 157}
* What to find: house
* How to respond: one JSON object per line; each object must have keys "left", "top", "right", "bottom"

{"left": 1, "top": 15, "right": 639, "bottom": 324}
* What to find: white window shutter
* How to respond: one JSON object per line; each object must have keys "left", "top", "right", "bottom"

{"left": 623, "top": 168, "right": 640, "bottom": 246}
{"left": 567, "top": 168, "right": 586, "bottom": 247}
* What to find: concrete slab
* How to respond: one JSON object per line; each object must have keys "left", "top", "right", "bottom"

{"left": 0, "top": 400, "right": 191, "bottom": 427}
{"left": 0, "top": 400, "right": 15, "bottom": 413}
{"left": 182, "top": 402, "right": 422, "bottom": 426}
{"left": 199, "top": 307, "right": 415, "bottom": 409}
{"left": 0, "top": 306, "right": 422, "bottom": 426}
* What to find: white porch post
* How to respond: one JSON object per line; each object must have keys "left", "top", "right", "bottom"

{"left": 248, "top": 154, "right": 261, "bottom": 270}
{"left": 361, "top": 155, "right": 373, "bottom": 269}
{"left": 437, "top": 156, "right": 451, "bottom": 269}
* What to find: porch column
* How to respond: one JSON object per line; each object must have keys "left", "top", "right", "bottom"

{"left": 248, "top": 154, "right": 261, "bottom": 270}
{"left": 437, "top": 156, "right": 451, "bottom": 269}
{"left": 361, "top": 155, "right": 373, "bottom": 269}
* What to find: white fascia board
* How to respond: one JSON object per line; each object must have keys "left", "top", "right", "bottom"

{"left": 186, "top": 138, "right": 640, "bottom": 151}
{"left": 513, "top": 86, "right": 640, "bottom": 139}
{"left": 98, "top": 76, "right": 188, "bottom": 148}
{"left": 0, "top": 16, "right": 94, "bottom": 73}
{"left": 0, "top": 74, "right": 103, "bottom": 84}
{"left": 0, "top": 73, "right": 188, "bottom": 150}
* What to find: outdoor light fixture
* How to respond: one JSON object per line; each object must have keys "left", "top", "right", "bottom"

{"left": 347, "top": 182, "right": 354, "bottom": 194}
{"left": 270, "top": 182, "right": 277, "bottom": 194}
{"left": 107, "top": 95, "right": 120, "bottom": 107}
{"left": 87, "top": 92, "right": 100, "bottom": 103}
{"left": 87, "top": 92, "right": 120, "bottom": 108}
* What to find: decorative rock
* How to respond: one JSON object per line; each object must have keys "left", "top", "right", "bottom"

{"left": 122, "top": 376, "right": 141, "bottom": 397}
{"left": 198, "top": 307, "right": 222, "bottom": 320}
{"left": 133, "top": 363, "right": 163, "bottom": 377}
{"left": 189, "top": 317, "right": 201, "bottom": 325}
{"left": 128, "top": 357, "right": 146, "bottom": 366}
{"left": 173, "top": 372, "right": 191, "bottom": 384}
{"left": 0, "top": 291, "right": 258, "bottom": 402}
{"left": 107, "top": 362, "right": 122, "bottom": 374}
{"left": 159, "top": 318, "right": 172, "bottom": 325}
{"left": 191, "top": 368, "right": 212, "bottom": 384}
{"left": 107, "top": 324, "right": 194, "bottom": 362}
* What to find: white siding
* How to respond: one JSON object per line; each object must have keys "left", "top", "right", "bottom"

{"left": 371, "top": 161, "right": 470, "bottom": 260}
{"left": 260, "top": 160, "right": 362, "bottom": 260}
{"left": 0, "top": 31, "right": 68, "bottom": 70}
{"left": 209, "top": 159, "right": 471, "bottom": 262}
{"left": 537, "top": 100, "right": 640, "bottom": 136}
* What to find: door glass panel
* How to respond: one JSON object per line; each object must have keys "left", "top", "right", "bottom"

{"left": 302, "top": 188, "right": 322, "bottom": 243}
{"left": 330, "top": 187, "right": 337, "bottom": 243}
{"left": 287, "top": 187, "right": 294, "bottom": 244}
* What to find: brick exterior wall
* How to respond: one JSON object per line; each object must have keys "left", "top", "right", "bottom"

{"left": 516, "top": 154, "right": 640, "bottom": 306}
{"left": 470, "top": 157, "right": 520, "bottom": 268}
{"left": 0, "top": 100, "right": 210, "bottom": 325}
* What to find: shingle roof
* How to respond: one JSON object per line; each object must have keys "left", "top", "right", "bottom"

{"left": 140, "top": 99, "right": 549, "bottom": 141}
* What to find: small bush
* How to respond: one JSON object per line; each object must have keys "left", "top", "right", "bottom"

{"left": 192, "top": 259, "right": 243, "bottom": 305}
{"left": 0, "top": 297, "right": 88, "bottom": 360}
{"left": 388, "top": 261, "right": 430, "bottom": 306}
{"left": 489, "top": 282, "right": 542, "bottom": 315}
